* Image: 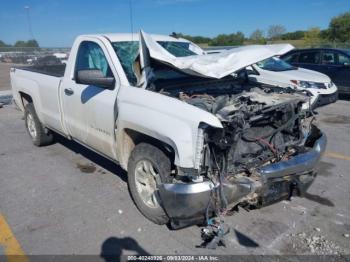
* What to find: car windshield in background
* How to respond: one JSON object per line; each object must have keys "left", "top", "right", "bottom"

{"left": 112, "top": 41, "right": 197, "bottom": 85}
{"left": 157, "top": 41, "right": 197, "bottom": 57}
{"left": 256, "top": 57, "right": 295, "bottom": 71}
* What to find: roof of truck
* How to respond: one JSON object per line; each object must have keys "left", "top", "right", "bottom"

{"left": 81, "top": 33, "right": 190, "bottom": 43}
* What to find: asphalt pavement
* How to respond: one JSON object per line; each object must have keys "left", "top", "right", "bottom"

{"left": 0, "top": 98, "right": 350, "bottom": 259}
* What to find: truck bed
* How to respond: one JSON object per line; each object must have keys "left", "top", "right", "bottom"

{"left": 15, "top": 64, "right": 66, "bottom": 77}
{"left": 11, "top": 64, "right": 65, "bottom": 133}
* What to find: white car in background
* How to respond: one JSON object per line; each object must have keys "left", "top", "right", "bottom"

{"left": 247, "top": 56, "right": 338, "bottom": 110}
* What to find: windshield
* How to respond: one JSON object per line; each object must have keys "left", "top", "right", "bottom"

{"left": 112, "top": 41, "right": 196, "bottom": 85}
{"left": 112, "top": 41, "right": 139, "bottom": 85}
{"left": 256, "top": 57, "right": 295, "bottom": 71}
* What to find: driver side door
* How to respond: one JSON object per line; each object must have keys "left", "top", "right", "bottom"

{"left": 61, "top": 39, "right": 119, "bottom": 159}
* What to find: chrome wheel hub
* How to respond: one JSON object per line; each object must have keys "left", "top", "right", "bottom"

{"left": 26, "top": 113, "right": 37, "bottom": 139}
{"left": 135, "top": 160, "right": 160, "bottom": 208}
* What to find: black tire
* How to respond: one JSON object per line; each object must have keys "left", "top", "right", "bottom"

{"left": 127, "top": 143, "right": 172, "bottom": 225}
{"left": 24, "top": 103, "right": 54, "bottom": 146}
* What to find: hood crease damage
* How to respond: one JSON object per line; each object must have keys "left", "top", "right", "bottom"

{"left": 138, "top": 30, "right": 294, "bottom": 81}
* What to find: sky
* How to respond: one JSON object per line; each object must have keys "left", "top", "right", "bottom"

{"left": 0, "top": 0, "right": 349, "bottom": 47}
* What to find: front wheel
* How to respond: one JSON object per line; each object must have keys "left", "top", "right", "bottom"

{"left": 127, "top": 143, "right": 172, "bottom": 225}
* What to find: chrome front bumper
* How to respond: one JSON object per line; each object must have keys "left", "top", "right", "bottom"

{"left": 258, "top": 133, "right": 327, "bottom": 180}
{"left": 159, "top": 130, "right": 327, "bottom": 228}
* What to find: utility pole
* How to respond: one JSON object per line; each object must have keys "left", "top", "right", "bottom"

{"left": 24, "top": 6, "right": 34, "bottom": 40}
{"left": 129, "top": 0, "right": 134, "bottom": 40}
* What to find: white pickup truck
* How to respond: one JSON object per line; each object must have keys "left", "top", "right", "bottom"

{"left": 11, "top": 31, "right": 326, "bottom": 229}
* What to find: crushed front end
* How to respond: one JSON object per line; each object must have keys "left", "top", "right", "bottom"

{"left": 158, "top": 87, "right": 326, "bottom": 229}
{"left": 137, "top": 34, "right": 326, "bottom": 232}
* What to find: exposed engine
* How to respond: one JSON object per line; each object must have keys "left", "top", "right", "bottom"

{"left": 161, "top": 78, "right": 313, "bottom": 211}
{"left": 179, "top": 88, "right": 306, "bottom": 176}
{"left": 175, "top": 86, "right": 313, "bottom": 239}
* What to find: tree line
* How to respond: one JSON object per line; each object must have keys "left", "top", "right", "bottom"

{"left": 173, "top": 12, "right": 350, "bottom": 46}
{"left": 1, "top": 12, "right": 349, "bottom": 48}
{"left": 0, "top": 39, "right": 39, "bottom": 48}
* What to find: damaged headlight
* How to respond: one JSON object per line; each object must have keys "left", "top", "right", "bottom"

{"left": 290, "top": 80, "right": 325, "bottom": 89}
{"left": 194, "top": 125, "right": 205, "bottom": 170}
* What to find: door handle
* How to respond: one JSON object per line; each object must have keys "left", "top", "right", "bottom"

{"left": 64, "top": 88, "right": 74, "bottom": 95}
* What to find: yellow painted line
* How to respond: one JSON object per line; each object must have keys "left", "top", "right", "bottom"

{"left": 0, "top": 214, "right": 28, "bottom": 262}
{"left": 324, "top": 151, "right": 350, "bottom": 161}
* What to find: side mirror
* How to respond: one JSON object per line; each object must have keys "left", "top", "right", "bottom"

{"left": 343, "top": 62, "right": 350, "bottom": 68}
{"left": 245, "top": 65, "right": 260, "bottom": 76}
{"left": 235, "top": 69, "right": 249, "bottom": 84}
{"left": 246, "top": 68, "right": 259, "bottom": 75}
{"left": 76, "top": 69, "right": 115, "bottom": 89}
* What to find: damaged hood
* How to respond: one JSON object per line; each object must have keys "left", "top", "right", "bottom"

{"left": 139, "top": 30, "right": 294, "bottom": 81}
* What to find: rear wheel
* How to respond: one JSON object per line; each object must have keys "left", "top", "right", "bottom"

{"left": 24, "top": 103, "right": 54, "bottom": 146}
{"left": 127, "top": 143, "right": 172, "bottom": 225}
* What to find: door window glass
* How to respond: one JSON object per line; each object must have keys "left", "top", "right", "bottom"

{"left": 338, "top": 53, "right": 350, "bottom": 65}
{"left": 283, "top": 53, "right": 299, "bottom": 63}
{"left": 322, "top": 51, "right": 337, "bottom": 65}
{"left": 75, "top": 41, "right": 113, "bottom": 78}
{"left": 299, "top": 51, "right": 320, "bottom": 64}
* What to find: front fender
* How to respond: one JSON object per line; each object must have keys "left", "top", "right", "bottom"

{"left": 116, "top": 86, "right": 222, "bottom": 169}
